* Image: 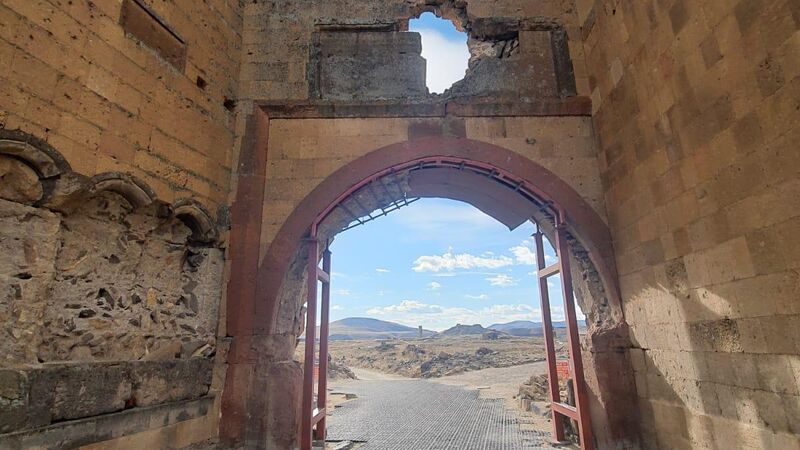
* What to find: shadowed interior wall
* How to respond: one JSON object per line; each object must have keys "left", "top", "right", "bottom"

{"left": 578, "top": 0, "right": 800, "bottom": 448}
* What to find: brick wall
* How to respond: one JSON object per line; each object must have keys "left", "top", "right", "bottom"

{"left": 0, "top": 0, "right": 243, "bottom": 209}
{"left": 581, "top": 0, "right": 800, "bottom": 447}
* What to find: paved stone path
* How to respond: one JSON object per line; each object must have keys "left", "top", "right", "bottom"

{"left": 326, "top": 379, "right": 556, "bottom": 449}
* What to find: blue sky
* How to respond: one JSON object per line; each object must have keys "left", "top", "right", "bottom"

{"left": 325, "top": 198, "right": 585, "bottom": 332}
{"left": 408, "top": 13, "right": 470, "bottom": 93}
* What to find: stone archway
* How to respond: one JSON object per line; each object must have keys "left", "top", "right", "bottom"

{"left": 221, "top": 133, "right": 640, "bottom": 449}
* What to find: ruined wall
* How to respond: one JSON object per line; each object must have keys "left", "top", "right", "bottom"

{"left": 0, "top": 140, "right": 226, "bottom": 447}
{"left": 240, "top": 0, "right": 591, "bottom": 102}
{"left": 581, "top": 0, "right": 800, "bottom": 448}
{"left": 0, "top": 0, "right": 242, "bottom": 447}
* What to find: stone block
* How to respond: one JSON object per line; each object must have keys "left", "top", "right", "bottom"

{"left": 313, "top": 31, "right": 427, "bottom": 100}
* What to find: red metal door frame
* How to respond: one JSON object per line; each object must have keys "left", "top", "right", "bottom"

{"left": 299, "top": 240, "right": 331, "bottom": 449}
{"left": 299, "top": 156, "right": 593, "bottom": 450}
{"left": 534, "top": 221, "right": 593, "bottom": 449}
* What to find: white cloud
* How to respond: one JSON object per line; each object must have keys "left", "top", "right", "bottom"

{"left": 365, "top": 300, "right": 542, "bottom": 331}
{"left": 367, "top": 300, "right": 443, "bottom": 315}
{"left": 331, "top": 305, "right": 344, "bottom": 311}
{"left": 510, "top": 239, "right": 537, "bottom": 265}
{"left": 414, "top": 27, "right": 470, "bottom": 93}
{"left": 428, "top": 281, "right": 442, "bottom": 290}
{"left": 510, "top": 238, "right": 557, "bottom": 266}
{"left": 375, "top": 268, "right": 390, "bottom": 273}
{"left": 334, "top": 288, "right": 351, "bottom": 296}
{"left": 486, "top": 274, "right": 516, "bottom": 287}
{"left": 466, "top": 294, "right": 489, "bottom": 300}
{"left": 413, "top": 251, "right": 513, "bottom": 272}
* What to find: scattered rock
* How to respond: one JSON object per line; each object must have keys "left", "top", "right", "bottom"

{"left": 375, "top": 341, "right": 396, "bottom": 352}
{"left": 519, "top": 373, "right": 549, "bottom": 402}
{"left": 78, "top": 309, "right": 96, "bottom": 318}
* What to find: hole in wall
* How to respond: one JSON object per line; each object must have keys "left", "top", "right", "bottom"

{"left": 409, "top": 12, "right": 469, "bottom": 94}
{"left": 223, "top": 97, "right": 236, "bottom": 111}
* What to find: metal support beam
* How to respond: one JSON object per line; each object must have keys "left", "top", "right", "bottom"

{"left": 538, "top": 262, "right": 561, "bottom": 279}
{"left": 534, "top": 222, "right": 593, "bottom": 449}
{"left": 300, "top": 239, "right": 319, "bottom": 450}
{"left": 555, "top": 223, "right": 593, "bottom": 450}
{"left": 534, "top": 229, "right": 566, "bottom": 442}
{"left": 315, "top": 248, "right": 332, "bottom": 441}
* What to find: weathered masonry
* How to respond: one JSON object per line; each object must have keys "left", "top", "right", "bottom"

{"left": 1, "top": 0, "right": 798, "bottom": 449}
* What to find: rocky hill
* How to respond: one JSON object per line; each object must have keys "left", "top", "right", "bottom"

{"left": 439, "top": 323, "right": 488, "bottom": 336}
{"left": 325, "top": 317, "right": 437, "bottom": 340}
{"left": 489, "top": 320, "right": 586, "bottom": 337}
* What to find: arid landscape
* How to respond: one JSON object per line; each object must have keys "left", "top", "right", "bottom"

{"left": 307, "top": 318, "right": 581, "bottom": 449}
{"left": 296, "top": 317, "right": 578, "bottom": 430}
{"left": 298, "top": 318, "right": 574, "bottom": 380}
{"left": 325, "top": 334, "right": 562, "bottom": 378}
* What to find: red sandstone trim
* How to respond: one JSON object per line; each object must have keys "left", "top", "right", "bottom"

{"left": 219, "top": 107, "right": 270, "bottom": 445}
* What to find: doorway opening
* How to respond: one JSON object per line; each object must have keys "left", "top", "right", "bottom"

{"left": 299, "top": 197, "right": 592, "bottom": 449}
{"left": 298, "top": 157, "right": 597, "bottom": 449}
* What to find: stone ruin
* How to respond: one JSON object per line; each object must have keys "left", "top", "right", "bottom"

{"left": 0, "top": 0, "right": 798, "bottom": 448}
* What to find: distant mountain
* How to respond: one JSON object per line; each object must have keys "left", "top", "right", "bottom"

{"left": 324, "top": 317, "right": 437, "bottom": 341}
{"left": 439, "top": 323, "right": 488, "bottom": 336}
{"left": 488, "top": 320, "right": 540, "bottom": 331}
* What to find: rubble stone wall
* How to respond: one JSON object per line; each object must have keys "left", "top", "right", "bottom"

{"left": 240, "top": 0, "right": 591, "bottom": 103}
{"left": 0, "top": 0, "right": 240, "bottom": 447}
{"left": 580, "top": 0, "right": 800, "bottom": 447}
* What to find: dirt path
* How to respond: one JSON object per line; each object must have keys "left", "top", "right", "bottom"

{"left": 432, "top": 361, "right": 548, "bottom": 401}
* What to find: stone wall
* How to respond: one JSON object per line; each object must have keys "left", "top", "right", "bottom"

{"left": 0, "top": 0, "right": 242, "bottom": 209}
{"left": 260, "top": 116, "right": 604, "bottom": 260}
{"left": 223, "top": 0, "right": 644, "bottom": 447}
{"left": 0, "top": 173, "right": 225, "bottom": 443}
{"left": 0, "top": 0, "right": 241, "bottom": 447}
{"left": 580, "top": 0, "right": 800, "bottom": 448}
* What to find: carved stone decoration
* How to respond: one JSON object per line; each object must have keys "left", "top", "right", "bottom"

{"left": 173, "top": 198, "right": 219, "bottom": 244}
{"left": 0, "top": 130, "right": 72, "bottom": 206}
{"left": 90, "top": 172, "right": 157, "bottom": 209}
